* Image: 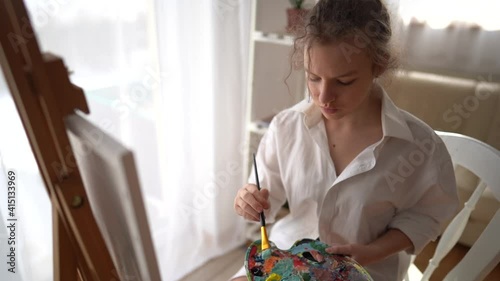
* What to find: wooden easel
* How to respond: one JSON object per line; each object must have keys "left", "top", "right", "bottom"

{"left": 0, "top": 1, "right": 119, "bottom": 280}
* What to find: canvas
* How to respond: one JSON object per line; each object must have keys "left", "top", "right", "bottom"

{"left": 66, "top": 114, "right": 161, "bottom": 281}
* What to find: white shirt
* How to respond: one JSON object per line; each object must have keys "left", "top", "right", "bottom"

{"left": 242, "top": 86, "right": 459, "bottom": 281}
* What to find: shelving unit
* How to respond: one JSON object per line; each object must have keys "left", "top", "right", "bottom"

{"left": 242, "top": 0, "right": 315, "bottom": 183}
{"left": 253, "top": 31, "right": 295, "bottom": 45}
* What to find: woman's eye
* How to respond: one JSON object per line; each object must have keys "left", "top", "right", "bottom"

{"left": 338, "top": 79, "right": 355, "bottom": 86}
{"left": 308, "top": 75, "right": 320, "bottom": 82}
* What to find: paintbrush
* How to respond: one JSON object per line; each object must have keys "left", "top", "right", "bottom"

{"left": 253, "top": 153, "right": 270, "bottom": 250}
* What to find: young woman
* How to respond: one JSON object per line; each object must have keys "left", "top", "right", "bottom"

{"left": 232, "top": 0, "right": 459, "bottom": 280}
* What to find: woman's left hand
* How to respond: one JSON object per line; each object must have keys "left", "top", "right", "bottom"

{"left": 325, "top": 243, "right": 381, "bottom": 266}
{"left": 326, "top": 229, "right": 413, "bottom": 266}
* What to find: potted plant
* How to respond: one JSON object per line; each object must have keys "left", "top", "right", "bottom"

{"left": 287, "top": 0, "right": 309, "bottom": 33}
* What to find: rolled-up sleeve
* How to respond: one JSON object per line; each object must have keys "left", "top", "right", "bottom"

{"left": 247, "top": 117, "right": 287, "bottom": 225}
{"left": 389, "top": 142, "right": 460, "bottom": 255}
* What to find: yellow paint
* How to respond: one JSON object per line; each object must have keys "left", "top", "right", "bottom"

{"left": 261, "top": 226, "right": 270, "bottom": 250}
{"left": 265, "top": 273, "right": 281, "bottom": 281}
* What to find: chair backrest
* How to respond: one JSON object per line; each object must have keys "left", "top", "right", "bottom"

{"left": 420, "top": 131, "right": 500, "bottom": 281}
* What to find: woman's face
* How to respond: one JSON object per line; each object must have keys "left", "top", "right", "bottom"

{"left": 305, "top": 39, "right": 379, "bottom": 121}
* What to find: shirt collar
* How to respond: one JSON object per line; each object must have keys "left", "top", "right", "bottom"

{"left": 297, "top": 83, "right": 414, "bottom": 143}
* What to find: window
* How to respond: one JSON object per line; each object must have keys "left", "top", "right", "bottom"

{"left": 399, "top": 0, "right": 500, "bottom": 30}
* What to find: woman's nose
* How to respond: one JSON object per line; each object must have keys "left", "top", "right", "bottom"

{"left": 318, "top": 82, "right": 337, "bottom": 104}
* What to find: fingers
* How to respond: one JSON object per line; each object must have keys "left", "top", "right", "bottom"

{"left": 235, "top": 205, "right": 260, "bottom": 221}
{"left": 260, "top": 189, "right": 270, "bottom": 209}
{"left": 326, "top": 244, "right": 352, "bottom": 256}
{"left": 241, "top": 185, "right": 264, "bottom": 212}
{"left": 234, "top": 184, "right": 271, "bottom": 222}
{"left": 310, "top": 250, "right": 325, "bottom": 262}
{"left": 243, "top": 184, "right": 270, "bottom": 211}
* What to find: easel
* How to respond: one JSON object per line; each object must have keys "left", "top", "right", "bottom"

{"left": 0, "top": 1, "right": 119, "bottom": 280}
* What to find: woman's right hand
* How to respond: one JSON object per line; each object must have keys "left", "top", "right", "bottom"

{"left": 234, "top": 184, "right": 270, "bottom": 222}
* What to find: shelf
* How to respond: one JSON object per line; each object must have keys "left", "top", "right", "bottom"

{"left": 247, "top": 120, "right": 270, "bottom": 135}
{"left": 253, "top": 31, "right": 294, "bottom": 46}
{"left": 243, "top": 0, "right": 312, "bottom": 184}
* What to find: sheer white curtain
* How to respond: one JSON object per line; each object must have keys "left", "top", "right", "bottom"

{"left": 395, "top": 0, "right": 500, "bottom": 79}
{"left": 153, "top": 0, "right": 250, "bottom": 279}
{"left": 0, "top": 0, "right": 249, "bottom": 280}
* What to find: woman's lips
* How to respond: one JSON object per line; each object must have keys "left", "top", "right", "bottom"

{"left": 321, "top": 107, "right": 338, "bottom": 114}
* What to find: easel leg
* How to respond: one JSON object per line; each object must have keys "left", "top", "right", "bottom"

{"left": 53, "top": 207, "right": 78, "bottom": 281}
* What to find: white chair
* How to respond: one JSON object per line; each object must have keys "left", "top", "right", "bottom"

{"left": 405, "top": 131, "right": 500, "bottom": 281}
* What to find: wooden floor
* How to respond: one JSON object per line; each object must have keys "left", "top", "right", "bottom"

{"left": 180, "top": 245, "right": 247, "bottom": 281}
{"left": 181, "top": 240, "right": 500, "bottom": 281}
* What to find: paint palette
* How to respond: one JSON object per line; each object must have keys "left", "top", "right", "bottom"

{"left": 245, "top": 239, "right": 373, "bottom": 281}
